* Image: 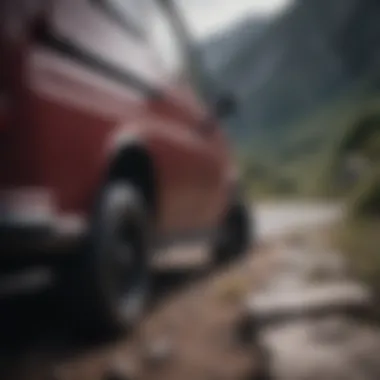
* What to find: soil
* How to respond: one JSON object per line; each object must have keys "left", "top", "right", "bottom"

{"left": 0, "top": 244, "right": 275, "bottom": 380}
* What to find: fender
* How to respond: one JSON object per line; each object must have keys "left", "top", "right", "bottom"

{"left": 90, "top": 125, "right": 153, "bottom": 213}
{"left": 106, "top": 125, "right": 145, "bottom": 163}
{"left": 100, "top": 125, "right": 158, "bottom": 218}
{"left": 227, "top": 164, "right": 243, "bottom": 199}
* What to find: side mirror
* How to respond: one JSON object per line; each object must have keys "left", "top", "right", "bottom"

{"left": 213, "top": 92, "right": 237, "bottom": 118}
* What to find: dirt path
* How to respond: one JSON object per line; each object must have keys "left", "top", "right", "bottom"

{"left": 0, "top": 202, "right": 341, "bottom": 380}
{"left": 0, "top": 243, "right": 275, "bottom": 380}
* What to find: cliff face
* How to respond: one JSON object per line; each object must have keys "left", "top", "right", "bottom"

{"left": 199, "top": 0, "right": 380, "bottom": 149}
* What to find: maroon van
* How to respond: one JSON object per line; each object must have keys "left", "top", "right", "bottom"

{"left": 0, "top": 0, "right": 253, "bottom": 332}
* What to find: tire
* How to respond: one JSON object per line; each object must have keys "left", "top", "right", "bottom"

{"left": 60, "top": 182, "right": 151, "bottom": 335}
{"left": 212, "top": 196, "right": 254, "bottom": 265}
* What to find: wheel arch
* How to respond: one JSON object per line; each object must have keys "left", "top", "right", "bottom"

{"left": 106, "top": 142, "right": 158, "bottom": 219}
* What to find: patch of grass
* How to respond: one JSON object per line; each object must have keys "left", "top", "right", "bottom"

{"left": 346, "top": 170, "right": 380, "bottom": 218}
{"left": 334, "top": 219, "right": 380, "bottom": 292}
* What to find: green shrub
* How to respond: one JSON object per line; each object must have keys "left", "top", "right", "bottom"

{"left": 336, "top": 219, "right": 380, "bottom": 292}
{"left": 347, "top": 169, "right": 380, "bottom": 218}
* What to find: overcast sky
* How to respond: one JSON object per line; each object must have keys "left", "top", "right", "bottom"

{"left": 176, "top": 0, "right": 293, "bottom": 38}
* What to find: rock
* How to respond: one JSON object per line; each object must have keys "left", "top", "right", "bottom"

{"left": 246, "top": 282, "right": 371, "bottom": 324}
{"left": 261, "top": 273, "right": 306, "bottom": 294}
{"left": 246, "top": 234, "right": 380, "bottom": 380}
{"left": 142, "top": 337, "right": 174, "bottom": 368}
{"left": 104, "top": 355, "right": 138, "bottom": 380}
{"left": 253, "top": 316, "right": 380, "bottom": 380}
{"left": 305, "top": 250, "right": 350, "bottom": 282}
{"left": 246, "top": 245, "right": 370, "bottom": 325}
{"left": 275, "top": 247, "right": 349, "bottom": 283}
{"left": 346, "top": 327, "right": 380, "bottom": 378}
{"left": 260, "top": 321, "right": 356, "bottom": 380}
{"left": 311, "top": 316, "right": 355, "bottom": 344}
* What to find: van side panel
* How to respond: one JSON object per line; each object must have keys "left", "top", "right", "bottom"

{"left": 0, "top": 1, "right": 45, "bottom": 188}
{"left": 1, "top": 0, "right": 231, "bottom": 237}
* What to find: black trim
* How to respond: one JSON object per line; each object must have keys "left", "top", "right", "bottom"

{"left": 33, "top": 21, "right": 161, "bottom": 98}
{"left": 0, "top": 222, "right": 53, "bottom": 244}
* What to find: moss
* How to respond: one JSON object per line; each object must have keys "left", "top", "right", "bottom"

{"left": 347, "top": 169, "right": 380, "bottom": 218}
{"left": 336, "top": 219, "right": 380, "bottom": 293}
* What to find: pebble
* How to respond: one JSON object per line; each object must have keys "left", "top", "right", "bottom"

{"left": 104, "top": 356, "right": 138, "bottom": 380}
{"left": 142, "top": 337, "right": 174, "bottom": 368}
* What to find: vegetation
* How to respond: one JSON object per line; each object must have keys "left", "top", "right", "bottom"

{"left": 238, "top": 77, "right": 380, "bottom": 296}
{"left": 336, "top": 115, "right": 380, "bottom": 295}
{"left": 198, "top": 0, "right": 380, "bottom": 294}
{"left": 335, "top": 219, "right": 380, "bottom": 293}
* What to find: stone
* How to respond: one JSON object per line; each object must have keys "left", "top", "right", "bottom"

{"left": 103, "top": 357, "right": 138, "bottom": 380}
{"left": 246, "top": 282, "right": 371, "bottom": 324}
{"left": 262, "top": 317, "right": 380, "bottom": 380}
{"left": 102, "top": 352, "right": 141, "bottom": 380}
{"left": 310, "top": 316, "right": 354, "bottom": 344}
{"left": 143, "top": 337, "right": 174, "bottom": 368}
{"left": 261, "top": 273, "right": 306, "bottom": 293}
{"left": 346, "top": 327, "right": 380, "bottom": 378}
{"left": 260, "top": 321, "right": 354, "bottom": 380}
{"left": 253, "top": 317, "right": 380, "bottom": 380}
{"left": 275, "top": 247, "right": 349, "bottom": 283}
{"left": 247, "top": 232, "right": 380, "bottom": 380}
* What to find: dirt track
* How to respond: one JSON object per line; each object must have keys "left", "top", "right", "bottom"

{"left": 0, "top": 242, "right": 276, "bottom": 380}
{"left": 0, "top": 202, "right": 340, "bottom": 380}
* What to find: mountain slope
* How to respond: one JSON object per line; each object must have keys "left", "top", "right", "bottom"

{"left": 198, "top": 0, "right": 380, "bottom": 156}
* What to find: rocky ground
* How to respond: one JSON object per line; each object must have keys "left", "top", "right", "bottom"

{"left": 0, "top": 242, "right": 276, "bottom": 380}
{"left": 1, "top": 221, "right": 379, "bottom": 380}
{"left": 246, "top": 232, "right": 380, "bottom": 380}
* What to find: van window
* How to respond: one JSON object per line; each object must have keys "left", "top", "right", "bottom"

{"left": 148, "top": 1, "right": 187, "bottom": 77}
{"left": 95, "top": 0, "right": 149, "bottom": 40}
{"left": 49, "top": 0, "right": 162, "bottom": 88}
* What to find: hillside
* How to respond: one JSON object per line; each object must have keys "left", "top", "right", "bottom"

{"left": 199, "top": 0, "right": 380, "bottom": 156}
{"left": 201, "top": 16, "right": 268, "bottom": 76}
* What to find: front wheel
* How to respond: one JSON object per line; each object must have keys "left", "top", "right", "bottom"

{"left": 60, "top": 182, "right": 151, "bottom": 335}
{"left": 212, "top": 196, "right": 254, "bottom": 265}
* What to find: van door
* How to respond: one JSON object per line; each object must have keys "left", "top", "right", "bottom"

{"left": 33, "top": 0, "right": 217, "bottom": 235}
{"left": 147, "top": 1, "right": 226, "bottom": 234}
{"left": 28, "top": 0, "right": 166, "bottom": 214}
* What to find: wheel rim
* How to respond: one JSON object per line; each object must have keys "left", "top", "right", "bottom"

{"left": 109, "top": 216, "right": 148, "bottom": 323}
